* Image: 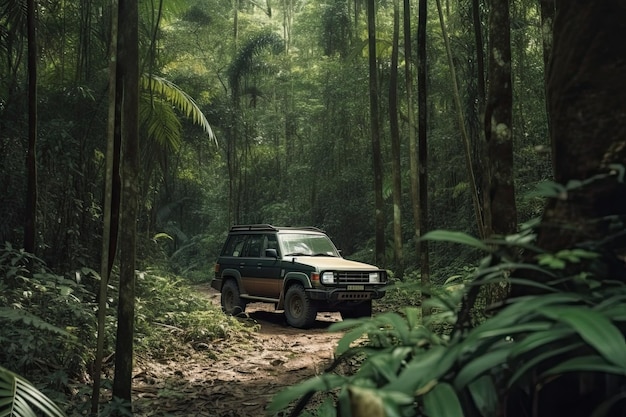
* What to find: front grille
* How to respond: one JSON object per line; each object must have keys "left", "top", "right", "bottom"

{"left": 335, "top": 271, "right": 371, "bottom": 284}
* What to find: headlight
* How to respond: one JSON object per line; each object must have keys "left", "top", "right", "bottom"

{"left": 369, "top": 272, "right": 380, "bottom": 283}
{"left": 321, "top": 272, "right": 335, "bottom": 284}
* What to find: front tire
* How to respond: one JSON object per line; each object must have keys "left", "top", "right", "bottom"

{"left": 221, "top": 279, "right": 247, "bottom": 316}
{"left": 284, "top": 284, "right": 317, "bottom": 328}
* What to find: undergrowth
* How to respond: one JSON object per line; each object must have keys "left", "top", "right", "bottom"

{"left": 0, "top": 242, "right": 254, "bottom": 415}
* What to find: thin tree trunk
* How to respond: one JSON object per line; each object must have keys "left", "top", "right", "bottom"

{"left": 484, "top": 0, "right": 516, "bottom": 305}
{"left": 91, "top": 0, "right": 119, "bottom": 412}
{"left": 24, "top": 0, "right": 37, "bottom": 254}
{"left": 112, "top": 0, "right": 139, "bottom": 409}
{"left": 389, "top": 0, "right": 403, "bottom": 275}
{"left": 539, "top": 0, "right": 555, "bottom": 138}
{"left": 405, "top": 0, "right": 421, "bottom": 268}
{"left": 435, "top": 0, "right": 485, "bottom": 238}
{"left": 367, "top": 0, "right": 385, "bottom": 266}
{"left": 417, "top": 0, "right": 430, "bottom": 317}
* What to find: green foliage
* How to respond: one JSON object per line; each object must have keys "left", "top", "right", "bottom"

{"left": 133, "top": 270, "right": 252, "bottom": 358}
{"left": 0, "top": 365, "right": 67, "bottom": 417}
{"left": 268, "top": 234, "right": 626, "bottom": 417}
{"left": 0, "top": 243, "right": 96, "bottom": 386}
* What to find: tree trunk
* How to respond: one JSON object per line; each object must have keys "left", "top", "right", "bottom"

{"left": 24, "top": 0, "right": 37, "bottom": 254}
{"left": 539, "top": 0, "right": 555, "bottom": 138}
{"left": 417, "top": 0, "right": 430, "bottom": 317}
{"left": 435, "top": 0, "right": 484, "bottom": 238}
{"left": 367, "top": 0, "right": 385, "bottom": 266}
{"left": 539, "top": 1, "right": 626, "bottom": 255}
{"left": 389, "top": 0, "right": 403, "bottom": 275}
{"left": 92, "top": 0, "right": 119, "bottom": 412}
{"left": 507, "top": 4, "right": 626, "bottom": 416}
{"left": 484, "top": 0, "right": 516, "bottom": 305}
{"left": 405, "top": 0, "right": 421, "bottom": 270}
{"left": 112, "top": 0, "right": 139, "bottom": 410}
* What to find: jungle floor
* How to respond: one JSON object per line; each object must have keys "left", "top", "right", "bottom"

{"left": 130, "top": 284, "right": 345, "bottom": 416}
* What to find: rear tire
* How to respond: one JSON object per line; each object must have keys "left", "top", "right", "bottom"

{"left": 340, "top": 300, "right": 372, "bottom": 320}
{"left": 284, "top": 284, "right": 317, "bottom": 328}
{"left": 221, "top": 279, "right": 247, "bottom": 316}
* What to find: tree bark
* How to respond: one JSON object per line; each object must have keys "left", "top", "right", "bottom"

{"left": 417, "top": 0, "right": 430, "bottom": 317}
{"left": 484, "top": 0, "right": 516, "bottom": 238}
{"left": 112, "top": 0, "right": 139, "bottom": 410}
{"left": 405, "top": 0, "right": 421, "bottom": 270}
{"left": 483, "top": 0, "right": 516, "bottom": 306}
{"left": 367, "top": 0, "right": 385, "bottom": 266}
{"left": 435, "top": 0, "right": 484, "bottom": 238}
{"left": 24, "top": 0, "right": 37, "bottom": 254}
{"left": 389, "top": 0, "right": 403, "bottom": 275}
{"left": 538, "top": 0, "right": 626, "bottom": 256}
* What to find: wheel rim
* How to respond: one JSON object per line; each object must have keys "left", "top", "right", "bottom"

{"left": 223, "top": 289, "right": 234, "bottom": 311}
{"left": 290, "top": 295, "right": 303, "bottom": 318}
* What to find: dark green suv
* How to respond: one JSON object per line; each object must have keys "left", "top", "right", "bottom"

{"left": 211, "top": 224, "right": 387, "bottom": 328}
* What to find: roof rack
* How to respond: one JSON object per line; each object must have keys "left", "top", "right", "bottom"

{"left": 229, "top": 224, "right": 278, "bottom": 232}
{"left": 229, "top": 224, "right": 325, "bottom": 233}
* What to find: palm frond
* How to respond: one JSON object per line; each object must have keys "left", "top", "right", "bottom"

{"left": 0, "top": 366, "right": 66, "bottom": 417}
{"left": 139, "top": 92, "right": 182, "bottom": 151}
{"left": 141, "top": 74, "right": 216, "bottom": 144}
{"left": 227, "top": 31, "right": 284, "bottom": 87}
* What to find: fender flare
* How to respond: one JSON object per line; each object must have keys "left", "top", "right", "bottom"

{"left": 219, "top": 268, "right": 243, "bottom": 290}
{"left": 277, "top": 272, "right": 312, "bottom": 309}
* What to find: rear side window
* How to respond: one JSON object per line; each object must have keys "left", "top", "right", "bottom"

{"left": 242, "top": 234, "right": 265, "bottom": 257}
{"left": 221, "top": 234, "right": 247, "bottom": 256}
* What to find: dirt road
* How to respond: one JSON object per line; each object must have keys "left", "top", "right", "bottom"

{"left": 132, "top": 285, "right": 344, "bottom": 416}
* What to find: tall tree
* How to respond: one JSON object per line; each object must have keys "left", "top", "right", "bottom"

{"left": 389, "top": 0, "right": 403, "bottom": 274}
{"left": 112, "top": 0, "right": 139, "bottom": 410}
{"left": 508, "top": 1, "right": 626, "bottom": 415}
{"left": 539, "top": 0, "right": 555, "bottom": 136}
{"left": 483, "top": 0, "right": 516, "bottom": 305}
{"left": 436, "top": 0, "right": 484, "bottom": 238}
{"left": 538, "top": 1, "right": 626, "bottom": 258}
{"left": 417, "top": 0, "right": 429, "bottom": 316}
{"left": 483, "top": 0, "right": 516, "bottom": 238}
{"left": 367, "top": 0, "right": 385, "bottom": 265}
{"left": 23, "top": 0, "right": 37, "bottom": 253}
{"left": 92, "top": 0, "right": 119, "bottom": 412}
{"left": 405, "top": 0, "right": 421, "bottom": 270}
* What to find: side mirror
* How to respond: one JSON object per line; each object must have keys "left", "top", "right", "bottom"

{"left": 265, "top": 248, "right": 278, "bottom": 258}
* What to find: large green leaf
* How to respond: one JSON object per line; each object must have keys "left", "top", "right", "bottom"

{"left": 420, "top": 230, "right": 490, "bottom": 252}
{"left": 141, "top": 75, "right": 215, "bottom": 143}
{"left": 386, "top": 345, "right": 459, "bottom": 394}
{"left": 540, "top": 306, "right": 626, "bottom": 368}
{"left": 508, "top": 341, "right": 584, "bottom": 388}
{"left": 266, "top": 374, "right": 346, "bottom": 413}
{"left": 543, "top": 355, "right": 626, "bottom": 376}
{"left": 454, "top": 345, "right": 510, "bottom": 388}
{"left": 422, "top": 383, "right": 464, "bottom": 417}
{"left": 468, "top": 375, "right": 499, "bottom": 416}
{"left": 0, "top": 366, "right": 66, "bottom": 417}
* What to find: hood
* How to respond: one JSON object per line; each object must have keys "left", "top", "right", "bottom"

{"left": 285, "top": 256, "right": 380, "bottom": 271}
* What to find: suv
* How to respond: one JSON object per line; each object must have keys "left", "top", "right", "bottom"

{"left": 211, "top": 224, "right": 387, "bottom": 328}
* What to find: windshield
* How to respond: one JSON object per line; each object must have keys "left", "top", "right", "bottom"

{"left": 279, "top": 233, "right": 340, "bottom": 257}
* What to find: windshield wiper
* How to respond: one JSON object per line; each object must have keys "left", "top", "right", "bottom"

{"left": 285, "top": 252, "right": 308, "bottom": 256}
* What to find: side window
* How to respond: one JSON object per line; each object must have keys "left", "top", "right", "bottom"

{"left": 222, "top": 234, "right": 247, "bottom": 257}
{"left": 265, "top": 234, "right": 279, "bottom": 256}
{"left": 242, "top": 234, "right": 264, "bottom": 258}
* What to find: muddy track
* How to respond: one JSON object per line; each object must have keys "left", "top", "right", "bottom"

{"left": 131, "top": 284, "right": 344, "bottom": 416}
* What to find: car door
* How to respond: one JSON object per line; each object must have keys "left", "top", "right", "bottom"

{"left": 240, "top": 233, "right": 281, "bottom": 298}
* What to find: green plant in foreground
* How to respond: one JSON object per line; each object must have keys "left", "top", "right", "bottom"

{"left": 0, "top": 365, "right": 66, "bottom": 417}
{"left": 268, "top": 230, "right": 626, "bottom": 417}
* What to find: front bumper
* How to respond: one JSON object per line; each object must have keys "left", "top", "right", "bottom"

{"left": 306, "top": 287, "right": 386, "bottom": 302}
